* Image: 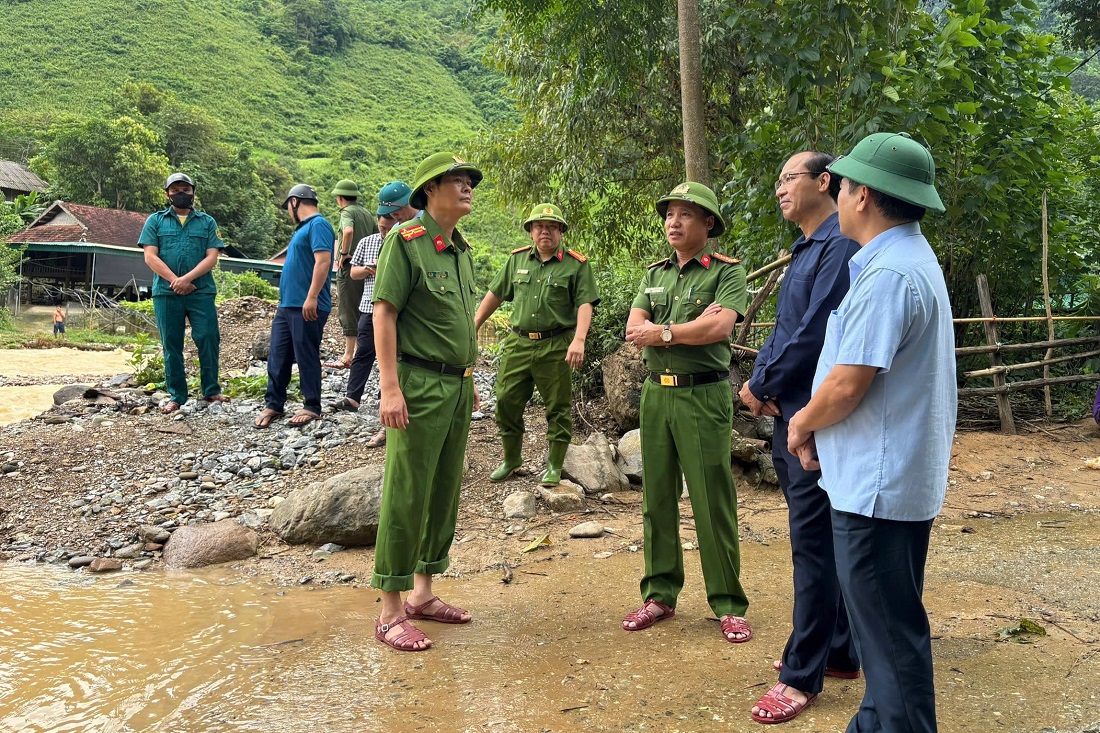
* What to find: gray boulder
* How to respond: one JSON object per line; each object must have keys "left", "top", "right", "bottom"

{"left": 269, "top": 466, "right": 385, "bottom": 546}
{"left": 562, "top": 433, "right": 630, "bottom": 495}
{"left": 602, "top": 343, "right": 646, "bottom": 431}
{"left": 537, "top": 485, "right": 584, "bottom": 512}
{"left": 616, "top": 429, "right": 643, "bottom": 483}
{"left": 53, "top": 384, "right": 91, "bottom": 405}
{"left": 250, "top": 331, "right": 271, "bottom": 361}
{"left": 163, "top": 520, "right": 258, "bottom": 569}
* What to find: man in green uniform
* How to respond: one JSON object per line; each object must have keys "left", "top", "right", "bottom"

{"left": 138, "top": 172, "right": 227, "bottom": 414}
{"left": 371, "top": 152, "right": 482, "bottom": 652}
{"left": 327, "top": 179, "right": 377, "bottom": 369}
{"left": 474, "top": 203, "right": 600, "bottom": 486}
{"left": 622, "top": 181, "right": 752, "bottom": 644}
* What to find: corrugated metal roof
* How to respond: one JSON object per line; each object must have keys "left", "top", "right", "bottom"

{"left": 6, "top": 240, "right": 283, "bottom": 272}
{"left": 0, "top": 160, "right": 48, "bottom": 193}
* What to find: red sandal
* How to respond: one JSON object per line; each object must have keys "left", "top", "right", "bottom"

{"left": 375, "top": 615, "right": 431, "bottom": 651}
{"left": 720, "top": 614, "right": 753, "bottom": 643}
{"left": 751, "top": 683, "right": 816, "bottom": 724}
{"left": 403, "top": 595, "right": 472, "bottom": 624}
{"left": 622, "top": 599, "right": 675, "bottom": 631}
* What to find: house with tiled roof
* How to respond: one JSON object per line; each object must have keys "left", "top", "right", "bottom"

{"left": 0, "top": 160, "right": 49, "bottom": 202}
{"left": 5, "top": 201, "right": 283, "bottom": 304}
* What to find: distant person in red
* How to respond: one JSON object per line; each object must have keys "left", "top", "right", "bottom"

{"left": 52, "top": 305, "right": 66, "bottom": 339}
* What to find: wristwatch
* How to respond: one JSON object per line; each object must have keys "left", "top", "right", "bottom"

{"left": 661, "top": 324, "right": 673, "bottom": 344}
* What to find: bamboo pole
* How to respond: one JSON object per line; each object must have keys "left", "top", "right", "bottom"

{"left": 955, "top": 335, "right": 1100, "bottom": 357}
{"left": 736, "top": 266, "right": 782, "bottom": 346}
{"left": 959, "top": 372, "right": 1100, "bottom": 397}
{"left": 977, "top": 274, "right": 1015, "bottom": 434}
{"left": 963, "top": 348, "right": 1100, "bottom": 378}
{"left": 747, "top": 254, "right": 792, "bottom": 283}
{"left": 1040, "top": 192, "right": 1055, "bottom": 416}
{"left": 953, "top": 315, "right": 1100, "bottom": 324}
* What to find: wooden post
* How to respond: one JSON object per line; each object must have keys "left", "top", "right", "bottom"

{"left": 977, "top": 274, "right": 1015, "bottom": 434}
{"left": 1040, "top": 192, "right": 1054, "bottom": 417}
{"left": 736, "top": 266, "right": 783, "bottom": 346}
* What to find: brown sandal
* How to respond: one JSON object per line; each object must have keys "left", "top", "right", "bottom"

{"left": 403, "top": 595, "right": 471, "bottom": 624}
{"left": 253, "top": 408, "right": 283, "bottom": 429}
{"left": 204, "top": 394, "right": 230, "bottom": 403}
{"left": 375, "top": 615, "right": 431, "bottom": 651}
{"left": 622, "top": 599, "right": 675, "bottom": 631}
{"left": 161, "top": 401, "right": 182, "bottom": 414}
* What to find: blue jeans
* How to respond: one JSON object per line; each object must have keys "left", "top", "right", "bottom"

{"left": 265, "top": 307, "right": 329, "bottom": 415}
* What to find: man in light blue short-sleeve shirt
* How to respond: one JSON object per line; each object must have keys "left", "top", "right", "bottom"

{"left": 787, "top": 132, "right": 956, "bottom": 733}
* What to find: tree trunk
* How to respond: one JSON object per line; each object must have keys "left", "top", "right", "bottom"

{"left": 677, "top": 0, "right": 708, "bottom": 185}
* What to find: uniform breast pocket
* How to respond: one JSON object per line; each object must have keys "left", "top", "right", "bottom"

{"left": 684, "top": 290, "right": 715, "bottom": 317}
{"left": 547, "top": 279, "right": 571, "bottom": 304}
{"left": 425, "top": 274, "right": 460, "bottom": 322}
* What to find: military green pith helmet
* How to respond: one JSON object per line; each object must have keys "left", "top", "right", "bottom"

{"left": 828, "top": 132, "right": 945, "bottom": 213}
{"left": 656, "top": 181, "right": 725, "bottom": 237}
{"left": 522, "top": 203, "right": 568, "bottom": 233}
{"left": 409, "top": 152, "right": 483, "bottom": 209}
{"left": 331, "top": 179, "right": 361, "bottom": 198}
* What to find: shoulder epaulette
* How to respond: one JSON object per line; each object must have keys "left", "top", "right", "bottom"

{"left": 647, "top": 259, "right": 667, "bottom": 270}
{"left": 567, "top": 249, "right": 587, "bottom": 262}
{"left": 711, "top": 252, "right": 741, "bottom": 265}
{"left": 511, "top": 245, "right": 532, "bottom": 254}
{"left": 399, "top": 224, "right": 428, "bottom": 242}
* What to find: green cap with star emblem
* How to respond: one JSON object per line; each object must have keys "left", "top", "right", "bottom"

{"left": 409, "top": 152, "right": 483, "bottom": 209}
{"left": 656, "top": 181, "right": 725, "bottom": 237}
{"left": 828, "top": 132, "right": 945, "bottom": 213}
{"left": 522, "top": 202, "right": 568, "bottom": 233}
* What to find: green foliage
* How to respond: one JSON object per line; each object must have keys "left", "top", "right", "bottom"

{"left": 573, "top": 256, "right": 642, "bottom": 395}
{"left": 223, "top": 373, "right": 301, "bottom": 400}
{"left": 1055, "top": 0, "right": 1100, "bottom": 49}
{"left": 0, "top": 243, "right": 26, "bottom": 293}
{"left": 213, "top": 268, "right": 280, "bottom": 301}
{"left": 260, "top": 0, "right": 359, "bottom": 56}
{"left": 128, "top": 333, "right": 166, "bottom": 385}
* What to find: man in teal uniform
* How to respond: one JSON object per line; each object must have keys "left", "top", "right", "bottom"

{"left": 622, "top": 181, "right": 752, "bottom": 644}
{"left": 138, "top": 173, "right": 227, "bottom": 414}
{"left": 474, "top": 203, "right": 600, "bottom": 486}
{"left": 371, "top": 152, "right": 482, "bottom": 652}
{"left": 327, "top": 179, "right": 377, "bottom": 369}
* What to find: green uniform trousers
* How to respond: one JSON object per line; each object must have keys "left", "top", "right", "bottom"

{"left": 494, "top": 330, "right": 573, "bottom": 443}
{"left": 336, "top": 263, "right": 365, "bottom": 338}
{"left": 152, "top": 293, "right": 221, "bottom": 405}
{"left": 371, "top": 361, "right": 475, "bottom": 591}
{"left": 639, "top": 378, "right": 749, "bottom": 617}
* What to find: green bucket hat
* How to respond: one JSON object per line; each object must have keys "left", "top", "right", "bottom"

{"left": 828, "top": 132, "right": 945, "bottom": 213}
{"left": 331, "top": 179, "right": 361, "bottom": 198}
{"left": 522, "top": 203, "right": 568, "bottom": 233}
{"left": 409, "top": 152, "right": 483, "bottom": 209}
{"left": 656, "top": 181, "right": 725, "bottom": 237}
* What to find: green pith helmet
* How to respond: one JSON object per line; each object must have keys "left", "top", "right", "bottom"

{"left": 330, "top": 179, "right": 361, "bottom": 198}
{"left": 828, "top": 132, "right": 945, "bottom": 213}
{"left": 409, "top": 152, "right": 483, "bottom": 209}
{"left": 165, "top": 172, "right": 194, "bottom": 190}
{"left": 377, "top": 181, "right": 413, "bottom": 216}
{"left": 656, "top": 181, "right": 725, "bottom": 237}
{"left": 281, "top": 183, "right": 319, "bottom": 207}
{"left": 522, "top": 203, "right": 568, "bottom": 233}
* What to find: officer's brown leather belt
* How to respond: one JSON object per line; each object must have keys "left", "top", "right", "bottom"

{"left": 399, "top": 354, "right": 474, "bottom": 378}
{"left": 512, "top": 325, "right": 571, "bottom": 340}
{"left": 648, "top": 371, "right": 726, "bottom": 387}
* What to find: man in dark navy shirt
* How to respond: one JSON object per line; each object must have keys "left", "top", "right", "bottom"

{"left": 743, "top": 151, "right": 862, "bottom": 724}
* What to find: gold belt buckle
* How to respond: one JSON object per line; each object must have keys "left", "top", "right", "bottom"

{"left": 660, "top": 374, "right": 676, "bottom": 387}
{"left": 528, "top": 332, "right": 541, "bottom": 340}
{"left": 463, "top": 367, "right": 474, "bottom": 378}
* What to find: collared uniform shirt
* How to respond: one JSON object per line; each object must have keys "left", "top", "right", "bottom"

{"left": 351, "top": 233, "right": 384, "bottom": 314}
{"left": 138, "top": 208, "right": 225, "bottom": 297}
{"left": 373, "top": 210, "right": 478, "bottom": 368}
{"left": 631, "top": 247, "right": 748, "bottom": 374}
{"left": 749, "top": 212, "right": 861, "bottom": 415}
{"left": 336, "top": 202, "right": 377, "bottom": 258}
{"left": 488, "top": 245, "right": 600, "bottom": 332}
{"left": 280, "top": 213, "right": 334, "bottom": 311}
{"left": 813, "top": 222, "right": 957, "bottom": 521}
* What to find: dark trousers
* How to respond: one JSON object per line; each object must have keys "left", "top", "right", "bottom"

{"left": 832, "top": 509, "right": 937, "bottom": 733}
{"left": 345, "top": 310, "right": 377, "bottom": 403}
{"left": 773, "top": 418, "right": 858, "bottom": 693}
{"left": 265, "top": 306, "right": 329, "bottom": 415}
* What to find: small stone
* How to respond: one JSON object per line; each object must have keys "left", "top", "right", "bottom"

{"left": 213, "top": 511, "right": 232, "bottom": 522}
{"left": 337, "top": 574, "right": 355, "bottom": 583}
{"left": 503, "top": 491, "right": 537, "bottom": 519}
{"left": 593, "top": 551, "right": 614, "bottom": 559}
{"left": 569, "top": 521, "right": 606, "bottom": 539}
{"left": 140, "top": 525, "right": 171, "bottom": 543}
{"left": 180, "top": 472, "right": 199, "bottom": 481}
{"left": 1, "top": 463, "right": 18, "bottom": 474}
{"left": 87, "top": 558, "right": 123, "bottom": 573}
{"left": 68, "top": 555, "right": 95, "bottom": 568}
{"left": 298, "top": 576, "right": 313, "bottom": 585}
{"left": 134, "top": 559, "right": 154, "bottom": 570}
{"left": 683, "top": 542, "right": 697, "bottom": 551}
{"left": 114, "top": 543, "right": 145, "bottom": 559}
{"left": 318, "top": 543, "right": 345, "bottom": 554}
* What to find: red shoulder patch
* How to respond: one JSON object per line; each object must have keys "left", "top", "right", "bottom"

{"left": 711, "top": 252, "right": 741, "bottom": 265}
{"left": 400, "top": 224, "right": 427, "bottom": 241}
{"left": 566, "top": 249, "right": 587, "bottom": 262}
{"left": 433, "top": 235, "right": 446, "bottom": 253}
{"left": 512, "top": 245, "right": 532, "bottom": 255}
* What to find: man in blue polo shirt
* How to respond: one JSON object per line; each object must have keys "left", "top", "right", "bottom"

{"left": 788, "top": 132, "right": 956, "bottom": 733}
{"left": 255, "top": 184, "right": 334, "bottom": 428}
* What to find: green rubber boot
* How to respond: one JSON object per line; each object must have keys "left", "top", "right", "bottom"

{"left": 490, "top": 436, "right": 524, "bottom": 482}
{"left": 540, "top": 441, "right": 570, "bottom": 486}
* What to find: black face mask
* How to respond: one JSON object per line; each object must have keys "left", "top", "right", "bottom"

{"left": 169, "top": 192, "right": 194, "bottom": 209}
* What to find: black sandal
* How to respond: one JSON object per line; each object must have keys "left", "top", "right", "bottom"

{"left": 330, "top": 397, "right": 359, "bottom": 413}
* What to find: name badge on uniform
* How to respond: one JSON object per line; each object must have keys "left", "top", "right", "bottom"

{"left": 645, "top": 287, "right": 665, "bottom": 294}
{"left": 517, "top": 269, "right": 529, "bottom": 275}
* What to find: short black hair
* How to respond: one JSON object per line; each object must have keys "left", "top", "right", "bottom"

{"left": 341, "top": 195, "right": 358, "bottom": 203}
{"left": 845, "top": 178, "right": 926, "bottom": 222}
{"left": 803, "top": 151, "right": 841, "bottom": 201}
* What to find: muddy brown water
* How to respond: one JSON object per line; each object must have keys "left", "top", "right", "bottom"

{"left": 2, "top": 513, "right": 1099, "bottom": 732}
{"left": 0, "top": 348, "right": 133, "bottom": 425}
